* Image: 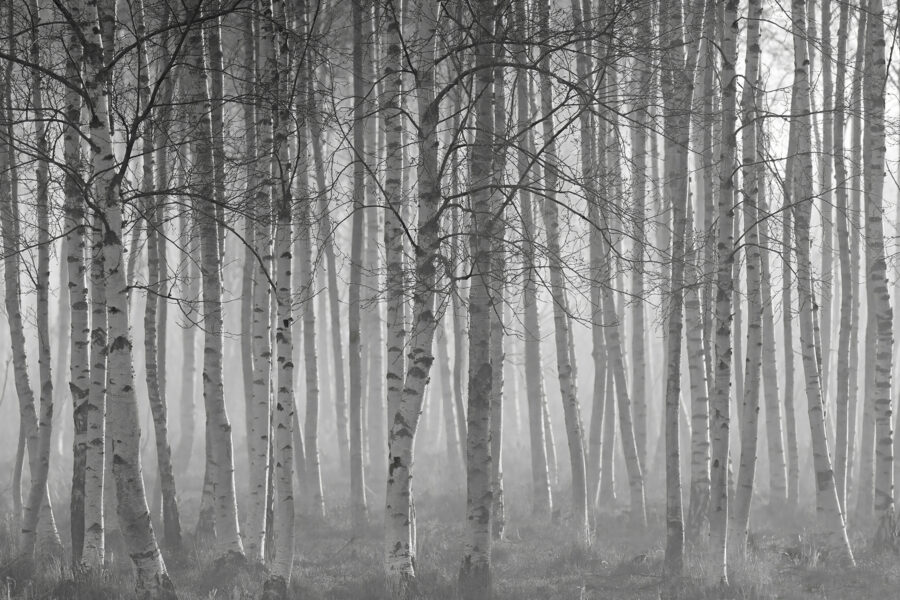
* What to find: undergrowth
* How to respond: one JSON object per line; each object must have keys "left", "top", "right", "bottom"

{"left": 1, "top": 495, "right": 898, "bottom": 599}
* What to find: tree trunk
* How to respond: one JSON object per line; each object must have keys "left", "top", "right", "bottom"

{"left": 710, "top": 0, "right": 739, "bottom": 585}
{"left": 847, "top": 0, "right": 866, "bottom": 517}
{"left": 349, "top": 0, "right": 368, "bottom": 528}
{"left": 21, "top": 0, "right": 59, "bottom": 559}
{"left": 76, "top": 0, "right": 176, "bottom": 591}
{"left": 300, "top": 57, "right": 326, "bottom": 522}
{"left": 783, "top": 92, "right": 800, "bottom": 507}
{"left": 62, "top": 12, "right": 91, "bottom": 566}
{"left": 819, "top": 0, "right": 834, "bottom": 420}
{"left": 790, "top": 0, "right": 854, "bottom": 564}
{"left": 658, "top": 0, "right": 705, "bottom": 577}
{"left": 184, "top": 0, "right": 244, "bottom": 559}
{"left": 264, "top": 3, "right": 298, "bottom": 592}
{"left": 459, "top": 2, "right": 495, "bottom": 595}
{"left": 240, "top": 2, "right": 258, "bottom": 489}
{"left": 513, "top": 0, "right": 551, "bottom": 520}
{"left": 383, "top": 0, "right": 443, "bottom": 582}
{"left": 489, "top": 32, "right": 507, "bottom": 541}
{"left": 138, "top": 0, "right": 181, "bottom": 552}
{"left": 861, "top": 0, "right": 895, "bottom": 545}
{"left": 538, "top": 0, "right": 588, "bottom": 545}
{"left": 732, "top": 0, "right": 763, "bottom": 552}
{"left": 630, "top": 0, "right": 651, "bottom": 476}
{"left": 2, "top": 0, "right": 58, "bottom": 559}
{"left": 832, "top": 0, "right": 851, "bottom": 515}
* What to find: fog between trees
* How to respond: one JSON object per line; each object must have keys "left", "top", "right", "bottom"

{"left": 2, "top": 0, "right": 900, "bottom": 598}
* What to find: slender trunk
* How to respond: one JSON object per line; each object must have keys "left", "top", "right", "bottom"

{"left": 710, "top": 0, "right": 738, "bottom": 584}
{"left": 756, "top": 90, "right": 787, "bottom": 509}
{"left": 588, "top": 346, "right": 606, "bottom": 507}
{"left": 833, "top": 0, "right": 851, "bottom": 515}
{"left": 658, "top": 0, "right": 705, "bottom": 576}
{"left": 685, "top": 2, "right": 715, "bottom": 530}
{"left": 489, "top": 33, "right": 507, "bottom": 541}
{"left": 862, "top": 0, "right": 895, "bottom": 544}
{"left": 240, "top": 6, "right": 258, "bottom": 485}
{"left": 515, "top": 0, "right": 550, "bottom": 517}
{"left": 21, "top": 0, "right": 58, "bottom": 558}
{"left": 349, "top": 0, "right": 368, "bottom": 527}
{"left": 538, "top": 0, "right": 588, "bottom": 545}
{"left": 77, "top": 0, "right": 175, "bottom": 590}
{"left": 264, "top": 3, "right": 298, "bottom": 591}
{"left": 459, "top": 2, "right": 495, "bottom": 594}
{"left": 363, "top": 5, "right": 387, "bottom": 499}
{"left": 685, "top": 203, "right": 710, "bottom": 542}
{"left": 300, "top": 56, "right": 326, "bottom": 522}
{"left": 573, "top": 0, "right": 603, "bottom": 512}
{"left": 246, "top": 0, "right": 276, "bottom": 560}
{"left": 382, "top": 0, "right": 413, "bottom": 593}
{"left": 732, "top": 0, "right": 763, "bottom": 552}
{"left": 184, "top": 0, "right": 244, "bottom": 558}
{"left": 847, "top": 1, "right": 866, "bottom": 517}
{"left": 820, "top": 0, "right": 834, "bottom": 416}
{"left": 783, "top": 91, "right": 800, "bottom": 507}
{"left": 139, "top": 0, "right": 181, "bottom": 551}
{"left": 62, "top": 12, "right": 91, "bottom": 565}
{"left": 175, "top": 208, "right": 198, "bottom": 481}
{"left": 630, "top": 0, "right": 650, "bottom": 476}
{"left": 206, "top": 0, "right": 227, "bottom": 262}
{"left": 599, "top": 372, "right": 616, "bottom": 505}
{"left": 305, "top": 59, "right": 349, "bottom": 473}
{"left": 1, "top": 0, "right": 57, "bottom": 557}
{"left": 790, "top": 0, "right": 854, "bottom": 563}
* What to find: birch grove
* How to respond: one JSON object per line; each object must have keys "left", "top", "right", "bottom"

{"left": 2, "top": 0, "right": 900, "bottom": 598}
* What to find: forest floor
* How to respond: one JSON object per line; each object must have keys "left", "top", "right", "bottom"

{"left": 2, "top": 489, "right": 900, "bottom": 599}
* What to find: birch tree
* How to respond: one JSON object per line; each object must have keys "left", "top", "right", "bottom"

{"left": 264, "top": 2, "right": 299, "bottom": 593}
{"left": 539, "top": 0, "right": 588, "bottom": 545}
{"left": 732, "top": 0, "right": 763, "bottom": 552}
{"left": 658, "top": 0, "right": 706, "bottom": 578}
{"left": 183, "top": 0, "right": 244, "bottom": 559}
{"left": 790, "top": 0, "right": 854, "bottom": 564}
{"left": 349, "top": 0, "right": 368, "bottom": 527}
{"left": 458, "top": 0, "right": 496, "bottom": 590}
{"left": 861, "top": 0, "right": 895, "bottom": 545}
{"left": 513, "top": 0, "right": 551, "bottom": 520}
{"left": 710, "top": 0, "right": 738, "bottom": 584}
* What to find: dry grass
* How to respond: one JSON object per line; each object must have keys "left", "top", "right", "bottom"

{"left": 2, "top": 496, "right": 900, "bottom": 599}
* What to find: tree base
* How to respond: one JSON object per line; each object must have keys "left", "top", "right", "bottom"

{"left": 385, "top": 568, "right": 417, "bottom": 600}
{"left": 261, "top": 575, "right": 288, "bottom": 600}
{"left": 458, "top": 556, "right": 492, "bottom": 600}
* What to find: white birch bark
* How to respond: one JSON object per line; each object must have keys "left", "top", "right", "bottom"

{"left": 349, "top": 0, "right": 368, "bottom": 527}
{"left": 538, "top": 0, "right": 588, "bottom": 545}
{"left": 832, "top": 0, "right": 852, "bottom": 514}
{"left": 301, "top": 57, "right": 326, "bottom": 520}
{"left": 20, "top": 0, "right": 61, "bottom": 559}
{"left": 756, "top": 89, "right": 787, "bottom": 508}
{"left": 862, "top": 0, "right": 896, "bottom": 544}
{"left": 61, "top": 13, "right": 92, "bottom": 566}
{"left": 183, "top": 0, "right": 244, "bottom": 559}
{"left": 658, "top": 0, "right": 705, "bottom": 577}
{"left": 264, "top": 2, "right": 297, "bottom": 590}
{"left": 137, "top": 0, "right": 181, "bottom": 551}
{"left": 488, "top": 32, "right": 507, "bottom": 541}
{"left": 74, "top": 0, "right": 175, "bottom": 591}
{"left": 732, "top": 0, "right": 763, "bottom": 551}
{"left": 246, "top": 0, "right": 276, "bottom": 560}
{"left": 459, "top": 2, "right": 495, "bottom": 594}
{"left": 710, "top": 0, "right": 738, "bottom": 584}
{"left": 513, "top": 0, "right": 551, "bottom": 520}
{"left": 790, "top": 0, "right": 854, "bottom": 563}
